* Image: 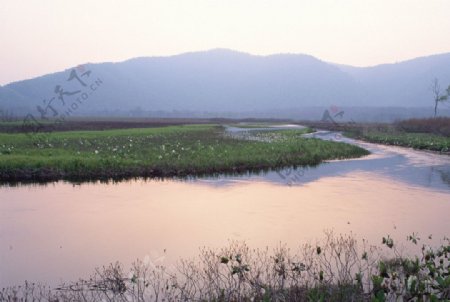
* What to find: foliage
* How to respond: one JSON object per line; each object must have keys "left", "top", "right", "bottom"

{"left": 395, "top": 117, "right": 450, "bottom": 137}
{"left": 0, "top": 125, "right": 368, "bottom": 183}
{"left": 2, "top": 232, "right": 448, "bottom": 301}
{"left": 351, "top": 131, "right": 450, "bottom": 153}
{"left": 341, "top": 118, "right": 450, "bottom": 153}
{"left": 374, "top": 233, "right": 450, "bottom": 301}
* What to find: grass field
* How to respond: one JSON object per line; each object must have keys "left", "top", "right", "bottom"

{"left": 303, "top": 117, "right": 450, "bottom": 153}
{"left": 228, "top": 123, "right": 289, "bottom": 128}
{"left": 345, "top": 131, "right": 450, "bottom": 152}
{"left": 358, "top": 117, "right": 450, "bottom": 153}
{"left": 0, "top": 117, "right": 293, "bottom": 133}
{"left": 0, "top": 124, "right": 369, "bottom": 183}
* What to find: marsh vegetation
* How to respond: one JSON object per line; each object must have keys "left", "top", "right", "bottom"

{"left": 2, "top": 232, "right": 448, "bottom": 301}
{"left": 304, "top": 117, "right": 450, "bottom": 153}
{"left": 0, "top": 124, "right": 368, "bottom": 183}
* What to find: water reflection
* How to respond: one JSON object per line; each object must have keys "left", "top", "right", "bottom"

{"left": 202, "top": 129, "right": 450, "bottom": 192}
{"left": 1, "top": 172, "right": 449, "bottom": 287}
{"left": 438, "top": 168, "right": 450, "bottom": 185}
{"left": 0, "top": 128, "right": 449, "bottom": 287}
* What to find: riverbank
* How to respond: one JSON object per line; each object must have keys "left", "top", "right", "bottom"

{"left": 0, "top": 124, "right": 369, "bottom": 184}
{"left": 0, "top": 117, "right": 293, "bottom": 133}
{"left": 303, "top": 117, "right": 450, "bottom": 154}
{"left": 3, "top": 232, "right": 448, "bottom": 301}
{"left": 345, "top": 131, "right": 450, "bottom": 153}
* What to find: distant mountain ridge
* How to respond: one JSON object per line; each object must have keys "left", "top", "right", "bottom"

{"left": 1, "top": 49, "right": 450, "bottom": 119}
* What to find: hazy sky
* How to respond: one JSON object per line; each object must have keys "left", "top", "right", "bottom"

{"left": 1, "top": 0, "right": 450, "bottom": 85}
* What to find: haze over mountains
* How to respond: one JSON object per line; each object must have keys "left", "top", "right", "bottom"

{"left": 1, "top": 49, "right": 450, "bottom": 121}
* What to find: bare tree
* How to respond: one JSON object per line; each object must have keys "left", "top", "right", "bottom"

{"left": 430, "top": 78, "right": 448, "bottom": 117}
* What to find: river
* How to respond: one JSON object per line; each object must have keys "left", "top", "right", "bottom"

{"left": 1, "top": 127, "right": 449, "bottom": 287}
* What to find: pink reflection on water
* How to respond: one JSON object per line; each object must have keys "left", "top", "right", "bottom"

{"left": 0, "top": 172, "right": 449, "bottom": 287}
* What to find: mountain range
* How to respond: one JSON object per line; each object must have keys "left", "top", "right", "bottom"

{"left": 1, "top": 49, "right": 450, "bottom": 120}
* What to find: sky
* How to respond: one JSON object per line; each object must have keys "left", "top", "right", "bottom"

{"left": 1, "top": 0, "right": 450, "bottom": 85}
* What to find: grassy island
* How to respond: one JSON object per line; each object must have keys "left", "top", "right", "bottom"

{"left": 0, "top": 124, "right": 369, "bottom": 183}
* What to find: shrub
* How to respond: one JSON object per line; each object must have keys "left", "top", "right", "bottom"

{"left": 2, "top": 231, "right": 448, "bottom": 301}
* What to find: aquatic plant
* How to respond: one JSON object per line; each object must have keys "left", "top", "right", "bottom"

{"left": 0, "top": 125, "right": 368, "bottom": 184}
{"left": 2, "top": 231, "right": 448, "bottom": 301}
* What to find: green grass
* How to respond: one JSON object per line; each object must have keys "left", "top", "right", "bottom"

{"left": 0, "top": 124, "right": 369, "bottom": 183}
{"left": 0, "top": 121, "right": 23, "bottom": 126}
{"left": 229, "top": 122, "right": 287, "bottom": 128}
{"left": 303, "top": 117, "right": 450, "bottom": 153}
{"left": 345, "top": 130, "right": 450, "bottom": 153}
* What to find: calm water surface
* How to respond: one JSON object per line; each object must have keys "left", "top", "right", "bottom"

{"left": 1, "top": 129, "right": 449, "bottom": 287}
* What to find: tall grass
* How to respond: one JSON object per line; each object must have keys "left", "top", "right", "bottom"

{"left": 333, "top": 118, "right": 450, "bottom": 153}
{"left": 2, "top": 231, "right": 448, "bottom": 301}
{"left": 0, "top": 125, "right": 369, "bottom": 183}
{"left": 395, "top": 117, "right": 450, "bottom": 137}
{"left": 349, "top": 132, "right": 450, "bottom": 152}
{"left": 302, "top": 117, "right": 450, "bottom": 153}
